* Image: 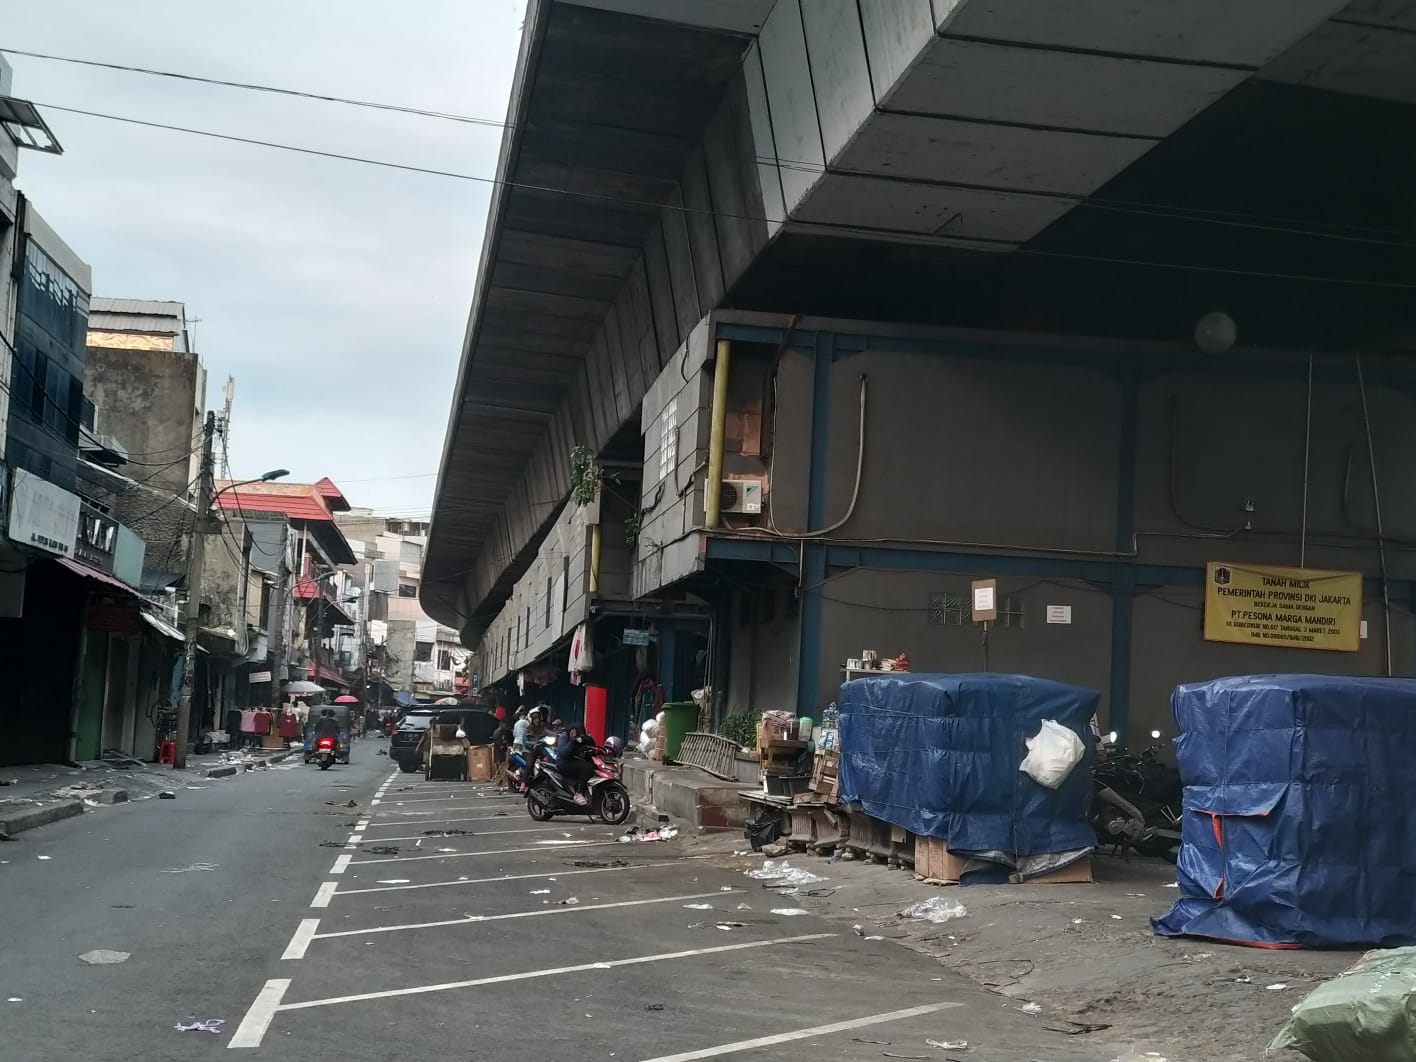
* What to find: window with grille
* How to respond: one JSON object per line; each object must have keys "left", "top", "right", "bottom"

{"left": 928, "top": 591, "right": 1024, "bottom": 629}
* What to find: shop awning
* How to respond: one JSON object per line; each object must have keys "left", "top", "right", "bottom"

{"left": 140, "top": 610, "right": 184, "bottom": 642}
{"left": 314, "top": 664, "right": 348, "bottom": 688}
{"left": 57, "top": 557, "right": 140, "bottom": 598}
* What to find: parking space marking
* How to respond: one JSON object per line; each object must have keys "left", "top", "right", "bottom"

{"left": 350, "top": 839, "right": 618, "bottom": 866}
{"left": 227, "top": 978, "right": 291, "bottom": 1049}
{"left": 362, "top": 814, "right": 530, "bottom": 828}
{"left": 310, "top": 890, "right": 734, "bottom": 943}
{"left": 332, "top": 859, "right": 693, "bottom": 897}
{"left": 350, "top": 825, "right": 595, "bottom": 844}
{"left": 329, "top": 855, "right": 352, "bottom": 875}
{"left": 309, "top": 881, "right": 338, "bottom": 908}
{"left": 280, "top": 919, "right": 321, "bottom": 961}
{"left": 637, "top": 1002, "right": 965, "bottom": 1062}
{"left": 277, "top": 934, "right": 835, "bottom": 1014}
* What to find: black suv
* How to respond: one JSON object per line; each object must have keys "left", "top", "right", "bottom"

{"left": 390, "top": 709, "right": 438, "bottom": 773}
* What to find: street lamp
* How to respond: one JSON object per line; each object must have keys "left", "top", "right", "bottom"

{"left": 215, "top": 468, "right": 289, "bottom": 500}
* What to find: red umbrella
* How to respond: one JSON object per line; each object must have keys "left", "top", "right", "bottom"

{"left": 334, "top": 695, "right": 359, "bottom": 703}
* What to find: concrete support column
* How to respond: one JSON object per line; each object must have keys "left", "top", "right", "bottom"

{"left": 795, "top": 330, "right": 834, "bottom": 716}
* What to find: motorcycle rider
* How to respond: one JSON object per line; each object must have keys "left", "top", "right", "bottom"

{"left": 313, "top": 708, "right": 341, "bottom": 748}
{"left": 553, "top": 725, "right": 594, "bottom": 806}
{"left": 511, "top": 707, "right": 547, "bottom": 787}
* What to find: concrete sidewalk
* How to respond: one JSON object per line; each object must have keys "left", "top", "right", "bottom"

{"left": 0, "top": 747, "right": 299, "bottom": 839}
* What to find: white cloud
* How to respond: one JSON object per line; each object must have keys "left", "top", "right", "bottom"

{"left": 9, "top": 0, "right": 526, "bottom": 515}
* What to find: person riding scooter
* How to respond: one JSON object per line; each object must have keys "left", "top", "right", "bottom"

{"left": 314, "top": 708, "right": 341, "bottom": 743}
{"left": 553, "top": 725, "right": 594, "bottom": 806}
{"left": 510, "top": 707, "right": 548, "bottom": 789}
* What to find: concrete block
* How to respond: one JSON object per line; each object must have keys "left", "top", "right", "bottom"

{"left": 0, "top": 799, "right": 84, "bottom": 837}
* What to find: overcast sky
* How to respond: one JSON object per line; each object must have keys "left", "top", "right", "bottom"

{"left": 8, "top": 0, "right": 526, "bottom": 516}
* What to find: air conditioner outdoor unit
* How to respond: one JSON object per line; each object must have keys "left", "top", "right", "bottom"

{"left": 720, "top": 477, "right": 764, "bottom": 515}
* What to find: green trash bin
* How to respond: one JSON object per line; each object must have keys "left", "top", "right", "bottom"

{"left": 660, "top": 701, "right": 698, "bottom": 763}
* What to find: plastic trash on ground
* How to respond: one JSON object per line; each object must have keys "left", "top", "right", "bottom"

{"left": 745, "top": 859, "right": 825, "bottom": 886}
{"left": 78, "top": 950, "right": 130, "bottom": 965}
{"left": 1018, "top": 719, "right": 1086, "bottom": 789}
{"left": 617, "top": 825, "right": 679, "bottom": 843}
{"left": 1269, "top": 947, "right": 1416, "bottom": 1061}
{"left": 901, "top": 896, "right": 968, "bottom": 924}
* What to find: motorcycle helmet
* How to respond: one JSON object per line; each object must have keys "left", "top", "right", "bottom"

{"left": 602, "top": 736, "right": 625, "bottom": 757}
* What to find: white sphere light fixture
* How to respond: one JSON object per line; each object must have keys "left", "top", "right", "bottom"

{"left": 1195, "top": 311, "right": 1237, "bottom": 355}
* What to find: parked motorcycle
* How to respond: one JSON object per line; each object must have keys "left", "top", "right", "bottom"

{"left": 314, "top": 734, "right": 338, "bottom": 771}
{"left": 1091, "top": 743, "right": 1182, "bottom": 860}
{"left": 526, "top": 746, "right": 630, "bottom": 825}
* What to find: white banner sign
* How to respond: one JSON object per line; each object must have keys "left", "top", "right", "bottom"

{"left": 8, "top": 469, "right": 80, "bottom": 557}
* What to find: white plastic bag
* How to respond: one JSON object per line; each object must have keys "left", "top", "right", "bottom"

{"left": 1019, "top": 719, "right": 1086, "bottom": 789}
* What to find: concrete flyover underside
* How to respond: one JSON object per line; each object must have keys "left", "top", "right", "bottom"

{"left": 424, "top": 0, "right": 1416, "bottom": 641}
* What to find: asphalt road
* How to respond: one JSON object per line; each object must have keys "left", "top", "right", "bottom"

{"left": 0, "top": 743, "right": 1120, "bottom": 1062}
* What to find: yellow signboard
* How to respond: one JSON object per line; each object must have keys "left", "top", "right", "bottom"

{"left": 1203, "top": 562, "right": 1363, "bottom": 653}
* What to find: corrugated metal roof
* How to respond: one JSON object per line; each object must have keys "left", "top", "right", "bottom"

{"left": 88, "top": 313, "right": 184, "bottom": 335}
{"left": 90, "top": 297, "right": 186, "bottom": 317}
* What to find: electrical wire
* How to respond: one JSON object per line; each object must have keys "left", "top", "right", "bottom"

{"left": 12, "top": 46, "right": 1416, "bottom": 248}
{"left": 31, "top": 102, "right": 1416, "bottom": 292}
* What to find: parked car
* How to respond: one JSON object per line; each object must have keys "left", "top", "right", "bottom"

{"left": 390, "top": 708, "right": 438, "bottom": 773}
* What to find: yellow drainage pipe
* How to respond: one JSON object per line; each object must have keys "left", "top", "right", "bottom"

{"left": 704, "top": 338, "right": 731, "bottom": 528}
{"left": 589, "top": 522, "right": 602, "bottom": 594}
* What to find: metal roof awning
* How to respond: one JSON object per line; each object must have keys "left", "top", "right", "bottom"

{"left": 56, "top": 557, "right": 140, "bottom": 598}
{"left": 140, "top": 610, "right": 184, "bottom": 642}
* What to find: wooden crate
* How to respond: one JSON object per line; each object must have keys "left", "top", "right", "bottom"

{"left": 810, "top": 751, "right": 840, "bottom": 800}
{"left": 760, "top": 738, "right": 808, "bottom": 776}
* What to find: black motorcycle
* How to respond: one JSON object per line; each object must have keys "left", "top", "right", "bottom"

{"left": 526, "top": 747, "right": 631, "bottom": 826}
{"left": 1091, "top": 744, "right": 1183, "bottom": 860}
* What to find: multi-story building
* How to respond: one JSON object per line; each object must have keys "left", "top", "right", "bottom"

{"left": 0, "top": 62, "right": 177, "bottom": 766}
{"left": 423, "top": 2, "right": 1416, "bottom": 747}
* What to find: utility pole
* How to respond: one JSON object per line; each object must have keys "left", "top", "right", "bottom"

{"left": 174, "top": 411, "right": 217, "bottom": 769}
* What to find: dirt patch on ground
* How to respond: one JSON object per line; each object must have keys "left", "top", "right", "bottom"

{"left": 695, "top": 835, "right": 1353, "bottom": 1061}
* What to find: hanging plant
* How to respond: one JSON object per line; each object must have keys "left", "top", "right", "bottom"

{"left": 569, "top": 446, "right": 601, "bottom": 508}
{"left": 624, "top": 507, "right": 644, "bottom": 546}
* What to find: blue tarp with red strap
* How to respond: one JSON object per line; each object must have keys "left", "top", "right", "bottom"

{"left": 1153, "top": 674, "right": 1416, "bottom": 948}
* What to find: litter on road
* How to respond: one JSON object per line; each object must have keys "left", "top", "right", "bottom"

{"left": 78, "top": 950, "right": 130, "bottom": 965}
{"left": 173, "top": 1018, "right": 225, "bottom": 1034}
{"left": 901, "top": 897, "right": 967, "bottom": 924}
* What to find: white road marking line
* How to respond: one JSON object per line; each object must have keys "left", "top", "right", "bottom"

{"left": 278, "top": 934, "right": 835, "bottom": 1012}
{"left": 227, "top": 978, "right": 291, "bottom": 1049}
{"left": 637, "top": 1002, "right": 965, "bottom": 1062}
{"left": 382, "top": 796, "right": 476, "bottom": 805}
{"left": 345, "top": 833, "right": 360, "bottom": 847}
{"left": 362, "top": 814, "right": 528, "bottom": 827}
{"left": 280, "top": 919, "right": 321, "bottom": 961}
{"left": 353, "top": 825, "right": 588, "bottom": 844}
{"left": 312, "top": 891, "right": 732, "bottom": 942}
{"left": 370, "top": 798, "right": 381, "bottom": 806}
{"left": 329, "top": 855, "right": 352, "bottom": 876}
{"left": 310, "top": 881, "right": 338, "bottom": 908}
{"left": 332, "top": 860, "right": 693, "bottom": 897}
{"left": 350, "top": 839, "right": 619, "bottom": 866}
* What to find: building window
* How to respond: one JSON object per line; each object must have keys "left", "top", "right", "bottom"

{"left": 437, "top": 649, "right": 451, "bottom": 671}
{"left": 414, "top": 641, "right": 433, "bottom": 663}
{"left": 545, "top": 577, "right": 552, "bottom": 629}
{"left": 398, "top": 583, "right": 417, "bottom": 598}
{"left": 659, "top": 397, "right": 678, "bottom": 483}
{"left": 928, "top": 591, "right": 1025, "bottom": 629}
{"left": 525, "top": 607, "right": 531, "bottom": 646}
